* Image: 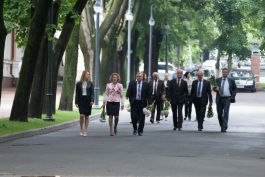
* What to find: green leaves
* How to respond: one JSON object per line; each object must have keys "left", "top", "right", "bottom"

{"left": 4, "top": 0, "right": 31, "bottom": 47}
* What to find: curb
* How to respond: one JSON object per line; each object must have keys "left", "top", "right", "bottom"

{"left": 0, "top": 113, "right": 100, "bottom": 143}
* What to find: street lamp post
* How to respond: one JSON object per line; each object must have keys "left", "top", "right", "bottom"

{"left": 93, "top": 0, "right": 103, "bottom": 108}
{"left": 125, "top": 0, "right": 133, "bottom": 88}
{"left": 148, "top": 5, "right": 155, "bottom": 82}
{"left": 44, "top": 2, "right": 55, "bottom": 121}
{"left": 165, "top": 22, "right": 170, "bottom": 73}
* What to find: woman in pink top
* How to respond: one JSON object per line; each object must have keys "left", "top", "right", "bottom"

{"left": 103, "top": 73, "right": 124, "bottom": 136}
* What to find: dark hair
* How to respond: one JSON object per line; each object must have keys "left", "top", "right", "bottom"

{"left": 184, "top": 72, "right": 190, "bottom": 78}
{"left": 222, "top": 68, "right": 229, "bottom": 72}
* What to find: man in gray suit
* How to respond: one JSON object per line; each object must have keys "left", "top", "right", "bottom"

{"left": 214, "top": 68, "right": 237, "bottom": 133}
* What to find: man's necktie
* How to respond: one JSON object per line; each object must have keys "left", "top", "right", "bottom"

{"left": 177, "top": 79, "right": 180, "bottom": 87}
{"left": 137, "top": 81, "right": 141, "bottom": 99}
{"left": 197, "top": 80, "right": 202, "bottom": 97}
{"left": 221, "top": 78, "right": 226, "bottom": 96}
{"left": 154, "top": 81, "right": 157, "bottom": 95}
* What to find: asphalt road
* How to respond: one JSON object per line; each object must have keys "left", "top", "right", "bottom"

{"left": 0, "top": 92, "right": 265, "bottom": 177}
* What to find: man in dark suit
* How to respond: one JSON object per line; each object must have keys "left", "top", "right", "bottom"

{"left": 214, "top": 68, "right": 237, "bottom": 132}
{"left": 126, "top": 72, "right": 149, "bottom": 136}
{"left": 149, "top": 72, "right": 165, "bottom": 123}
{"left": 168, "top": 69, "right": 188, "bottom": 131}
{"left": 191, "top": 70, "right": 213, "bottom": 131}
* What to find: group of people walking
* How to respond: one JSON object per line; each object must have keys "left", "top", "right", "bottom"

{"left": 75, "top": 68, "right": 237, "bottom": 137}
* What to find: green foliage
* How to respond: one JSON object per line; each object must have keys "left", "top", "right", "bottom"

{"left": 213, "top": 0, "right": 250, "bottom": 61}
{"left": 3, "top": 0, "right": 82, "bottom": 47}
{"left": 4, "top": 0, "right": 31, "bottom": 47}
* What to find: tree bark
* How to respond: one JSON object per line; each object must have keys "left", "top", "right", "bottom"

{"left": 100, "top": 0, "right": 127, "bottom": 90}
{"left": 28, "top": 0, "right": 60, "bottom": 118}
{"left": 131, "top": 30, "right": 140, "bottom": 79}
{"left": 28, "top": 37, "right": 48, "bottom": 118}
{"left": 152, "top": 28, "right": 163, "bottom": 73}
{"left": 99, "top": 0, "right": 124, "bottom": 44}
{"left": 48, "top": 0, "right": 88, "bottom": 114}
{"left": 228, "top": 51, "right": 232, "bottom": 71}
{"left": 58, "top": 24, "right": 80, "bottom": 111}
{"left": 10, "top": 0, "right": 52, "bottom": 122}
{"left": 79, "top": 3, "right": 95, "bottom": 76}
{"left": 215, "top": 48, "right": 221, "bottom": 77}
{"left": 0, "top": 0, "right": 7, "bottom": 106}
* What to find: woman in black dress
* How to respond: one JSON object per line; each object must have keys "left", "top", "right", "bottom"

{"left": 75, "top": 70, "right": 94, "bottom": 136}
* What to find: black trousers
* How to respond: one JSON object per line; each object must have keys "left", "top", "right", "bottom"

{"left": 131, "top": 100, "right": 145, "bottom": 133}
{"left": 193, "top": 97, "right": 207, "bottom": 129}
{"left": 185, "top": 95, "right": 192, "bottom": 118}
{"left": 217, "top": 97, "right": 231, "bottom": 130}
{"left": 171, "top": 103, "right": 184, "bottom": 128}
{"left": 150, "top": 96, "right": 162, "bottom": 121}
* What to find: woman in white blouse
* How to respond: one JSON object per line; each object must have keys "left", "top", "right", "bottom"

{"left": 103, "top": 73, "right": 124, "bottom": 136}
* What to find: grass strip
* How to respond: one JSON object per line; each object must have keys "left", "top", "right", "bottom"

{"left": 0, "top": 109, "right": 100, "bottom": 136}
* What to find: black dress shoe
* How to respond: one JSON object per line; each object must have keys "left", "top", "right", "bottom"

{"left": 133, "top": 130, "right": 137, "bottom": 135}
{"left": 221, "top": 129, "right": 226, "bottom": 133}
{"left": 198, "top": 128, "right": 202, "bottom": 131}
{"left": 150, "top": 119, "right": 154, "bottom": 123}
{"left": 138, "top": 133, "right": 142, "bottom": 136}
{"left": 178, "top": 128, "right": 182, "bottom": 131}
{"left": 173, "top": 127, "right": 177, "bottom": 131}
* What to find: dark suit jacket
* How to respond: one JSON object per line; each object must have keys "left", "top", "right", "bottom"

{"left": 216, "top": 77, "right": 237, "bottom": 103}
{"left": 191, "top": 79, "right": 213, "bottom": 106}
{"left": 168, "top": 78, "right": 188, "bottom": 104}
{"left": 126, "top": 80, "right": 149, "bottom": 107}
{"left": 75, "top": 81, "right": 94, "bottom": 105}
{"left": 148, "top": 79, "right": 165, "bottom": 100}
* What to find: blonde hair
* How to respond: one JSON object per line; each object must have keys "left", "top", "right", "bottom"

{"left": 80, "top": 70, "right": 90, "bottom": 82}
{"left": 109, "top": 73, "right": 121, "bottom": 82}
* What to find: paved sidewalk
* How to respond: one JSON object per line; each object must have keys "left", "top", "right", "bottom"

{"left": 0, "top": 86, "right": 64, "bottom": 119}
{"left": 0, "top": 88, "right": 15, "bottom": 118}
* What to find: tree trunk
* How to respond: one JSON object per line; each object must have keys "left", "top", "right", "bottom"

{"left": 215, "top": 48, "right": 221, "bottom": 77}
{"left": 152, "top": 28, "right": 163, "bottom": 73}
{"left": 203, "top": 50, "right": 209, "bottom": 61}
{"left": 143, "top": 34, "right": 149, "bottom": 75}
{"left": 101, "top": 27, "right": 118, "bottom": 88}
{"left": 47, "top": 0, "right": 88, "bottom": 114}
{"left": 10, "top": 0, "right": 52, "bottom": 122}
{"left": 28, "top": 37, "right": 48, "bottom": 118}
{"left": 0, "top": 0, "right": 7, "bottom": 106}
{"left": 79, "top": 25, "right": 91, "bottom": 70}
{"left": 58, "top": 24, "right": 80, "bottom": 111}
{"left": 28, "top": 0, "right": 60, "bottom": 118}
{"left": 79, "top": 4, "right": 95, "bottom": 74}
{"left": 99, "top": 0, "right": 127, "bottom": 90}
{"left": 227, "top": 51, "right": 232, "bottom": 71}
{"left": 131, "top": 30, "right": 140, "bottom": 79}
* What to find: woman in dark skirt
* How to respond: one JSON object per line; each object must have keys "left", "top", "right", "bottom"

{"left": 75, "top": 70, "right": 94, "bottom": 137}
{"left": 103, "top": 73, "right": 124, "bottom": 136}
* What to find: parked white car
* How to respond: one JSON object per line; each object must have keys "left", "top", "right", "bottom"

{"left": 139, "top": 62, "right": 177, "bottom": 80}
{"left": 229, "top": 69, "right": 256, "bottom": 92}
